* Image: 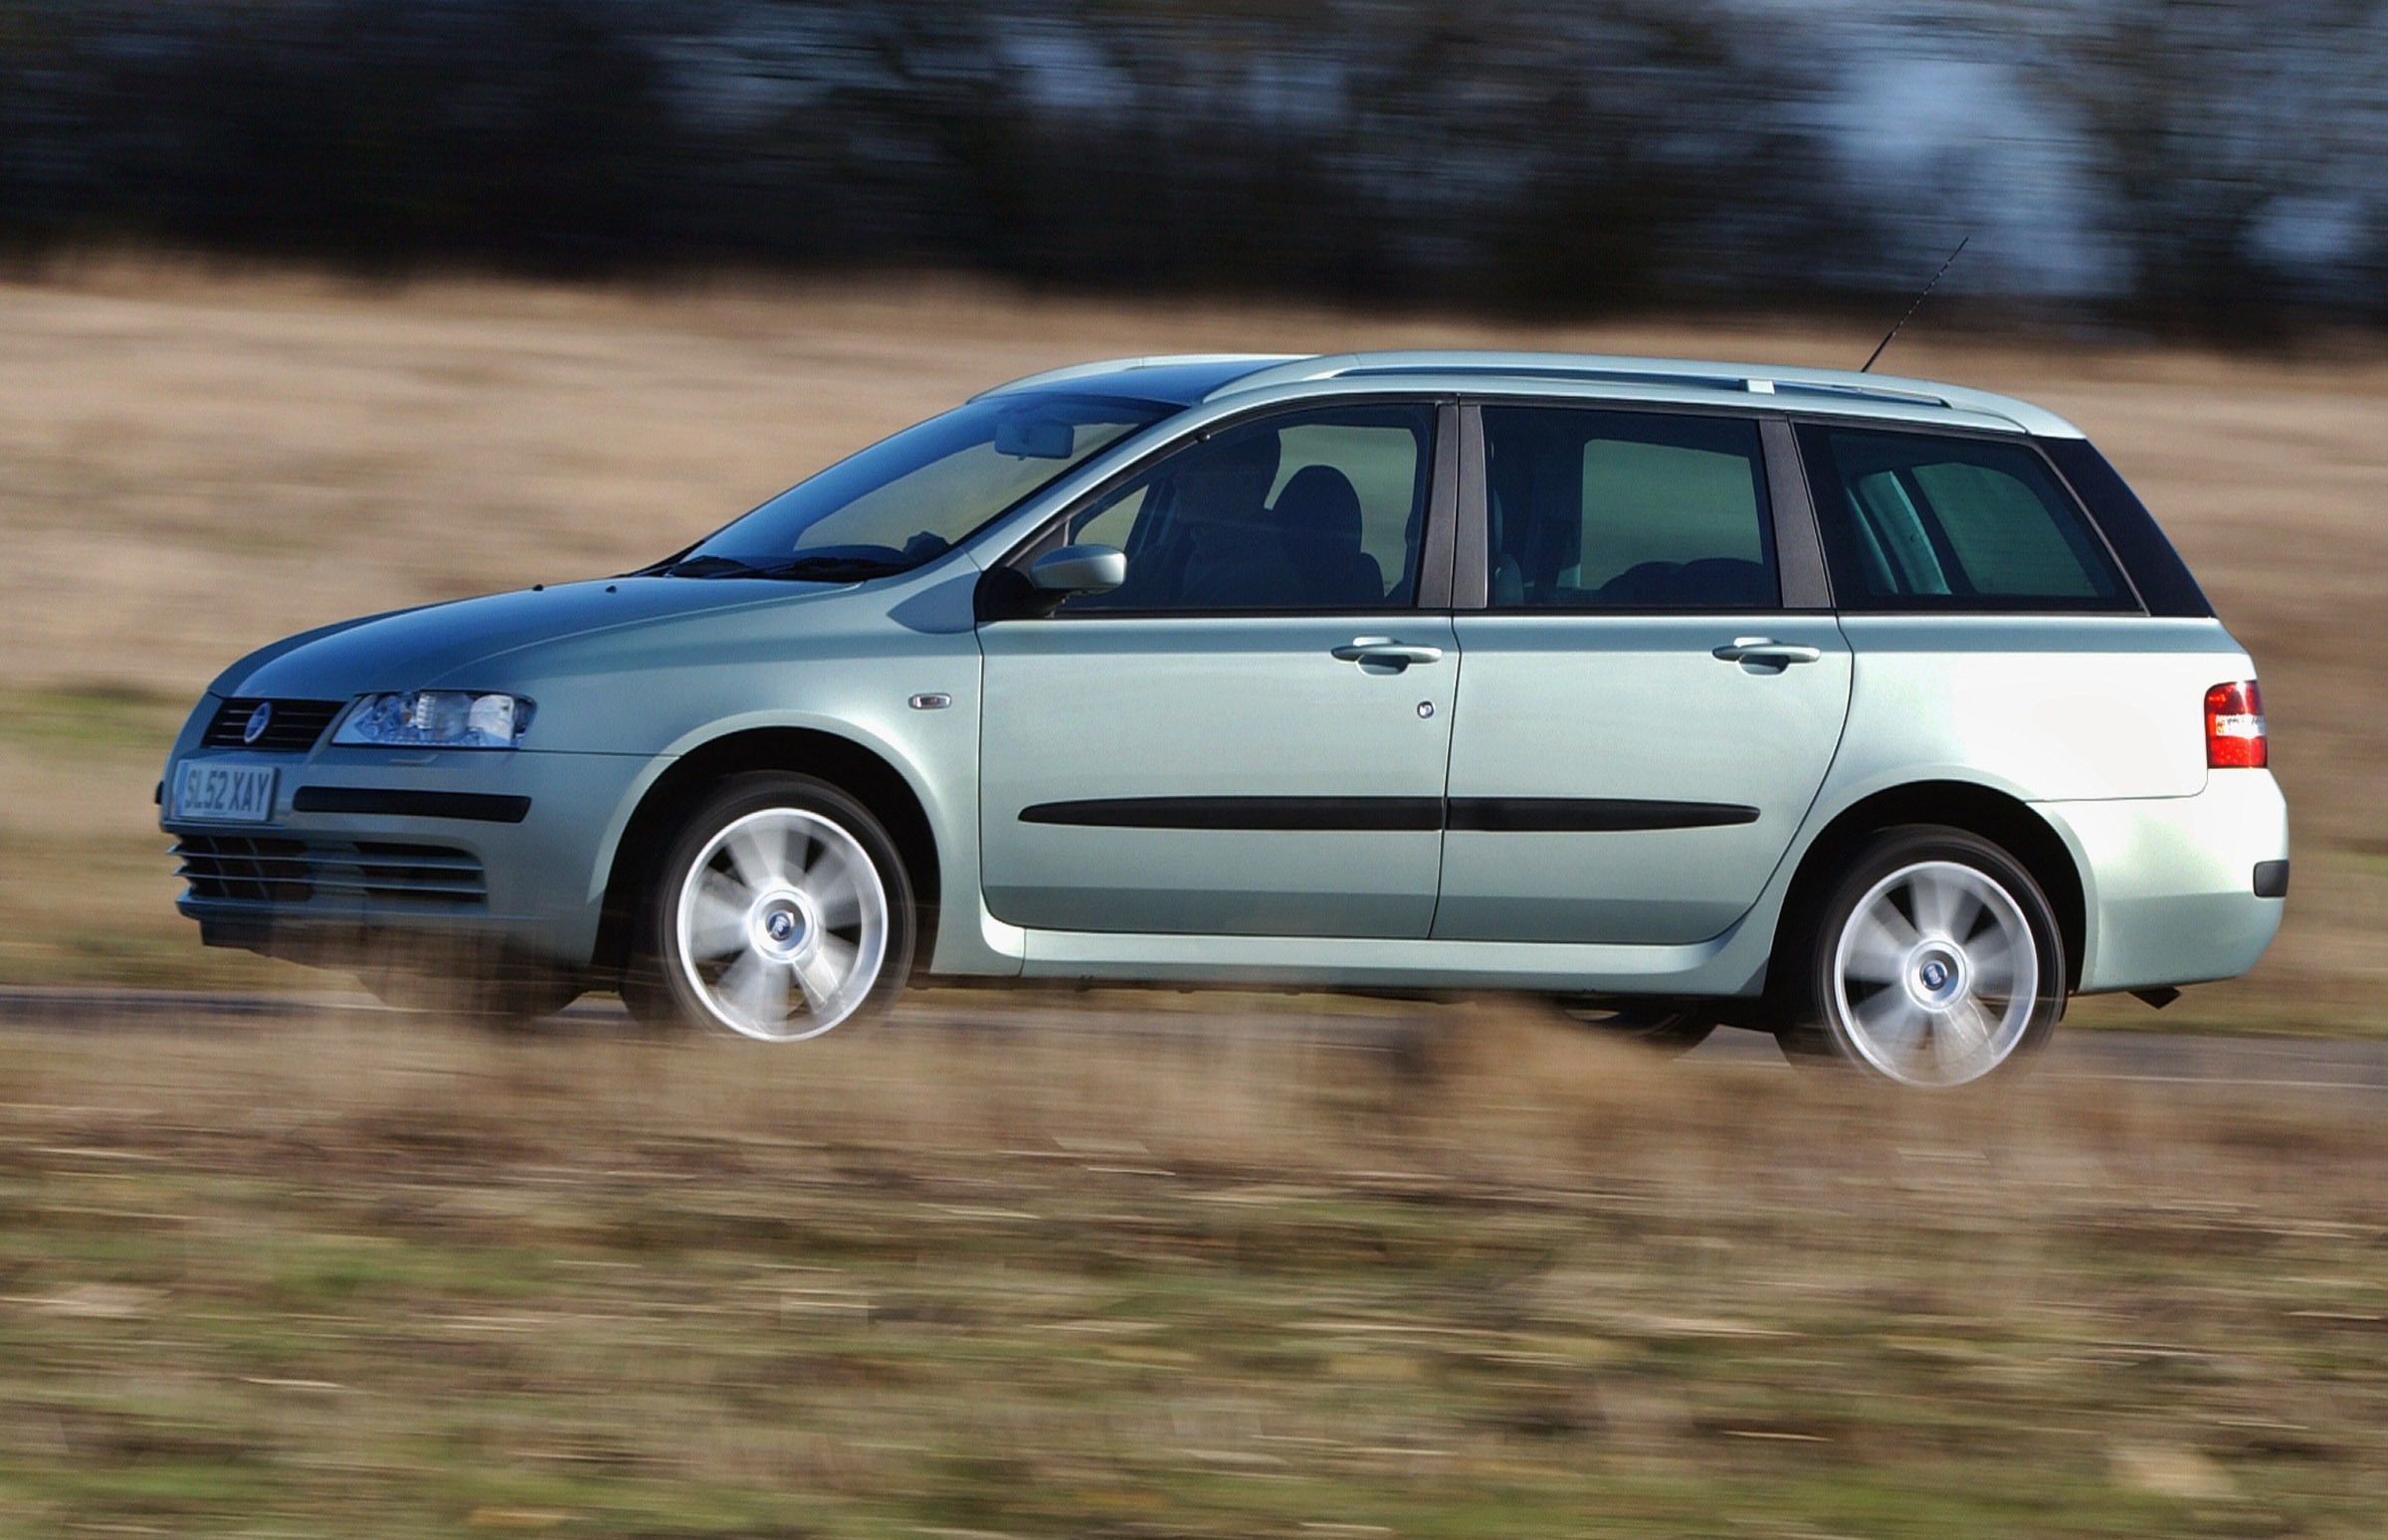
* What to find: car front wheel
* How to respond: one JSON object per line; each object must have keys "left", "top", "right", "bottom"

{"left": 1782, "top": 826, "right": 2064, "bottom": 1086}
{"left": 633, "top": 773, "right": 913, "bottom": 1041}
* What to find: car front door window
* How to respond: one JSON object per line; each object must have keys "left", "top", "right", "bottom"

{"left": 1060, "top": 404, "right": 1435, "bottom": 613}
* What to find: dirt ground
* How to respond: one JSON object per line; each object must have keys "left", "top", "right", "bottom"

{"left": 0, "top": 260, "right": 2381, "bottom": 1021}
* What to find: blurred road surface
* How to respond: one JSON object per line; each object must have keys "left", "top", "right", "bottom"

{"left": 1, "top": 987, "right": 2382, "bottom": 1093}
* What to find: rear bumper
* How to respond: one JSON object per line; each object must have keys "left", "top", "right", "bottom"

{"left": 2035, "top": 770, "right": 2288, "bottom": 994}
{"left": 164, "top": 745, "right": 657, "bottom": 970}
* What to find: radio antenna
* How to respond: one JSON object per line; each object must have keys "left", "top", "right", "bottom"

{"left": 1861, "top": 234, "right": 1970, "bottom": 373}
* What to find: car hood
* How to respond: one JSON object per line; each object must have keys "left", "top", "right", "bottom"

{"left": 214, "top": 575, "right": 837, "bottom": 699}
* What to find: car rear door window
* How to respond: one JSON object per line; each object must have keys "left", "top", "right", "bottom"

{"left": 1799, "top": 427, "right": 2133, "bottom": 610}
{"left": 1482, "top": 408, "right": 1778, "bottom": 609}
{"left": 1059, "top": 403, "right": 1435, "bottom": 612}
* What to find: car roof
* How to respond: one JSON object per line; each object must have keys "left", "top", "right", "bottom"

{"left": 977, "top": 350, "right": 2085, "bottom": 439}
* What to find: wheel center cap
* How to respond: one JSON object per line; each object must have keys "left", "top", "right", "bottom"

{"left": 750, "top": 889, "right": 816, "bottom": 961}
{"left": 1906, "top": 943, "right": 1967, "bottom": 1009}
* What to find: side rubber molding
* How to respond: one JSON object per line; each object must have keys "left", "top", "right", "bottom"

{"left": 1020, "top": 795, "right": 1757, "bottom": 833}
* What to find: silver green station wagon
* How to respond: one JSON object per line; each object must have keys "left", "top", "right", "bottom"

{"left": 161, "top": 352, "right": 2288, "bottom": 1085}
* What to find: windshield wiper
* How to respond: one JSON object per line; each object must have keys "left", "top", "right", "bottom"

{"left": 661, "top": 554, "right": 770, "bottom": 579}
{"left": 661, "top": 552, "right": 906, "bottom": 582}
{"left": 755, "top": 554, "right": 915, "bottom": 582}
{"left": 664, "top": 535, "right": 945, "bottom": 583}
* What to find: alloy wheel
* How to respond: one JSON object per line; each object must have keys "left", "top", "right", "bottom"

{"left": 674, "top": 807, "right": 889, "bottom": 1041}
{"left": 1829, "top": 859, "right": 2038, "bottom": 1087}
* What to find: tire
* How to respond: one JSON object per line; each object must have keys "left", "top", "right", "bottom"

{"left": 1549, "top": 998, "right": 1717, "bottom": 1058}
{"left": 1777, "top": 826, "right": 2064, "bottom": 1087}
{"left": 628, "top": 772, "right": 914, "bottom": 1041}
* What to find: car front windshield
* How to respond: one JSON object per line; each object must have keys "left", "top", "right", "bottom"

{"left": 668, "top": 392, "right": 1175, "bottom": 579}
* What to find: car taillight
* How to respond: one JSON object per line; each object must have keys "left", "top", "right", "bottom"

{"left": 2205, "top": 680, "right": 2267, "bottom": 769}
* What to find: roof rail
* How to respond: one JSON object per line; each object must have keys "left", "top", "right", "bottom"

{"left": 1343, "top": 363, "right": 1757, "bottom": 393}
{"left": 965, "top": 349, "right": 2083, "bottom": 438}
{"left": 1765, "top": 378, "right": 1949, "bottom": 409}
{"left": 1206, "top": 351, "right": 1956, "bottom": 412}
{"left": 973, "top": 354, "right": 1293, "bottom": 400}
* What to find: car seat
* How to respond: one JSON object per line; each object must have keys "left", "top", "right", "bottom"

{"left": 1271, "top": 465, "right": 1383, "bottom": 607}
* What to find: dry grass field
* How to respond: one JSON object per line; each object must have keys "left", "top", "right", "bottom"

{"left": 1, "top": 1004, "right": 2385, "bottom": 1535}
{"left": 0, "top": 260, "right": 2383, "bottom": 1026}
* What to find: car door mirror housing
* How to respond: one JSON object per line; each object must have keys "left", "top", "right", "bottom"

{"left": 1029, "top": 544, "right": 1127, "bottom": 596}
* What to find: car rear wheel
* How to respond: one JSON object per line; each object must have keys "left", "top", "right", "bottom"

{"left": 1781, "top": 826, "right": 2063, "bottom": 1086}
{"left": 631, "top": 773, "right": 913, "bottom": 1041}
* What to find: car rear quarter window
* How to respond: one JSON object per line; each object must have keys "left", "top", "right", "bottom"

{"left": 2037, "top": 436, "right": 2213, "bottom": 618}
{"left": 1484, "top": 408, "right": 1777, "bottom": 609}
{"left": 1799, "top": 426, "right": 2136, "bottom": 612}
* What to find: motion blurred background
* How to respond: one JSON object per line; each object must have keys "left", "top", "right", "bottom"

{"left": 4, "top": 3, "right": 2388, "bottom": 1535}
{"left": 5, "top": 0, "right": 2386, "bottom": 327}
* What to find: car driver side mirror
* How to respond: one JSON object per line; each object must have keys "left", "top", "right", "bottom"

{"left": 1028, "top": 544, "right": 1126, "bottom": 597}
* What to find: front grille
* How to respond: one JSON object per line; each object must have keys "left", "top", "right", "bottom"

{"left": 200, "top": 697, "right": 345, "bottom": 753}
{"left": 175, "top": 836, "right": 487, "bottom": 907}
{"left": 174, "top": 835, "right": 312, "bottom": 903}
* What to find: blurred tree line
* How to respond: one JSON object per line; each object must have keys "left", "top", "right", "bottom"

{"left": 0, "top": 0, "right": 2381, "bottom": 333}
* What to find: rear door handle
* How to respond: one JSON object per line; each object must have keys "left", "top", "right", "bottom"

{"left": 1712, "top": 636, "right": 1823, "bottom": 667}
{"left": 1332, "top": 637, "right": 1445, "bottom": 668}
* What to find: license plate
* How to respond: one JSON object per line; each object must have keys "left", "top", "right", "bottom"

{"left": 173, "top": 761, "right": 279, "bottom": 824}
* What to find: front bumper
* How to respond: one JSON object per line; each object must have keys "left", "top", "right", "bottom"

{"left": 2036, "top": 769, "right": 2289, "bottom": 994}
{"left": 163, "top": 743, "right": 658, "bottom": 970}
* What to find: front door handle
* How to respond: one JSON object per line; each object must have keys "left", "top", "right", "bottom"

{"left": 1712, "top": 636, "right": 1823, "bottom": 667}
{"left": 1332, "top": 637, "right": 1445, "bottom": 668}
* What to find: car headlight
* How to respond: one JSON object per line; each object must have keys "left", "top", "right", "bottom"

{"left": 333, "top": 690, "right": 534, "bottom": 749}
